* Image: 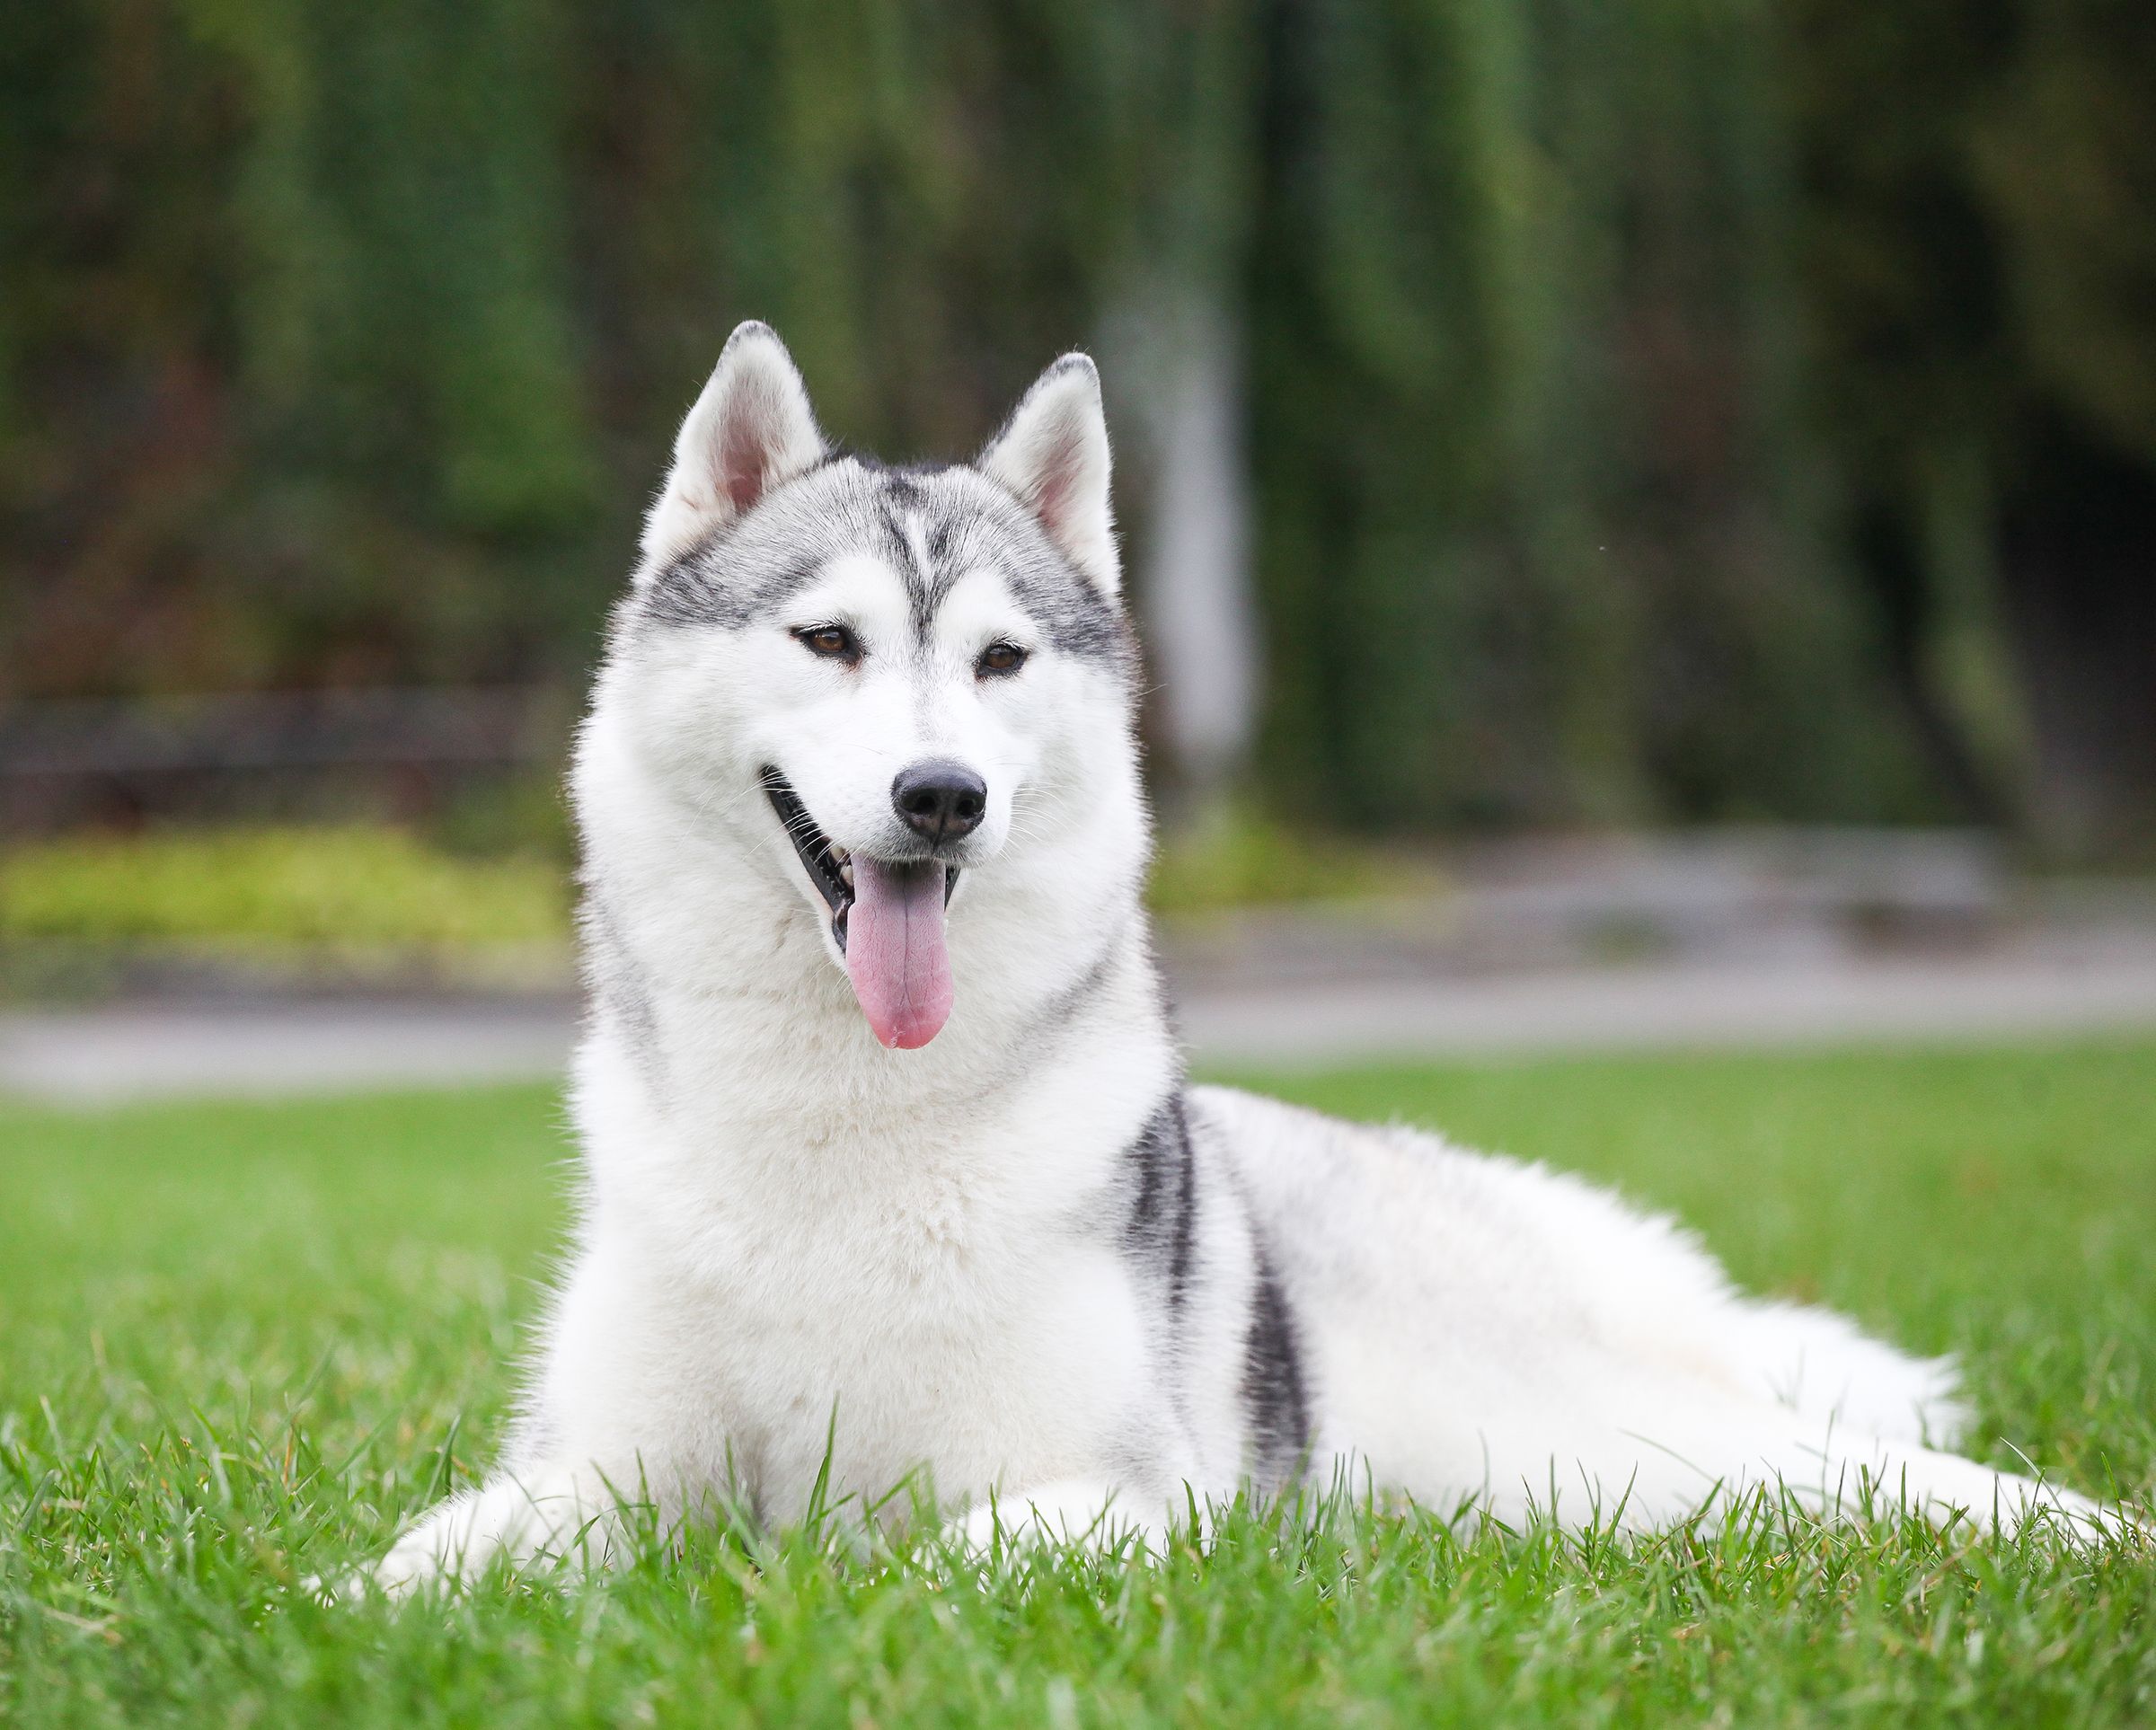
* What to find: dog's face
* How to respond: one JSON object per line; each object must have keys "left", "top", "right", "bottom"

{"left": 600, "top": 323, "right": 1139, "bottom": 1050}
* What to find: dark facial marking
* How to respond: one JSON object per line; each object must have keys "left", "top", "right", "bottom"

{"left": 1001, "top": 550, "right": 1127, "bottom": 664}
{"left": 634, "top": 458, "right": 1129, "bottom": 673}
{"left": 641, "top": 543, "right": 828, "bottom": 632}
{"left": 878, "top": 483, "right": 947, "bottom": 646}
{"left": 641, "top": 545, "right": 732, "bottom": 628}
{"left": 907, "top": 477, "right": 1129, "bottom": 666}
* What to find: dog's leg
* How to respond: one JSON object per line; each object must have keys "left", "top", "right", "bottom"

{"left": 1786, "top": 1434, "right": 2135, "bottom": 1543}
{"left": 361, "top": 1461, "right": 649, "bottom": 1598}
{"left": 1436, "top": 1384, "right": 2134, "bottom": 1545}
{"left": 948, "top": 1478, "right": 1180, "bottom": 1561}
{"left": 1608, "top": 1401, "right": 2135, "bottom": 1543}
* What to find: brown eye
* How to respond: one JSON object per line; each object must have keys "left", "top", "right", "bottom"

{"left": 976, "top": 640, "right": 1028, "bottom": 677}
{"left": 794, "top": 623, "right": 861, "bottom": 663}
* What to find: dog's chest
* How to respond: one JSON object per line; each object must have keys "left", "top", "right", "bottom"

{"left": 640, "top": 1136, "right": 1146, "bottom": 1515}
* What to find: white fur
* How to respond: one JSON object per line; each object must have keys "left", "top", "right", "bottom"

{"left": 977, "top": 355, "right": 1120, "bottom": 596}
{"left": 366, "top": 332, "right": 2124, "bottom": 1593}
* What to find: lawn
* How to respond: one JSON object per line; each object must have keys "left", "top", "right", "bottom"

{"left": 2, "top": 1042, "right": 2152, "bottom": 1725}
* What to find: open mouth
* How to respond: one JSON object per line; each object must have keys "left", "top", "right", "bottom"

{"left": 760, "top": 766, "right": 960, "bottom": 1049}
{"left": 761, "top": 767, "right": 853, "bottom": 943}
{"left": 759, "top": 767, "right": 959, "bottom": 953}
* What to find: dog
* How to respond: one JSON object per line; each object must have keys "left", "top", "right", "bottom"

{"left": 368, "top": 322, "right": 2116, "bottom": 1591}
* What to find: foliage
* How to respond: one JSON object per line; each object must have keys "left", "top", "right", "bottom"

{"left": 1244, "top": 0, "right": 1913, "bottom": 829}
{"left": 1, "top": 2, "right": 2152, "bottom": 842}
{"left": 1787, "top": 0, "right": 2156, "bottom": 856}
{"left": 0, "top": 1044, "right": 2151, "bottom": 1722}
{"left": 1146, "top": 803, "right": 1427, "bottom": 915}
{"left": 0, "top": 825, "right": 570, "bottom": 952}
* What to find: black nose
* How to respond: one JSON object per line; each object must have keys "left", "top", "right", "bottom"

{"left": 892, "top": 759, "right": 987, "bottom": 844}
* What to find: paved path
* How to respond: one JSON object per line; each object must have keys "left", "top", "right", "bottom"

{"left": 1174, "top": 949, "right": 2156, "bottom": 1069}
{"left": 4, "top": 946, "right": 2155, "bottom": 1102}
{"left": 0, "top": 1001, "right": 577, "bottom": 1104}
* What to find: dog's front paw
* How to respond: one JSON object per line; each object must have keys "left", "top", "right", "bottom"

{"left": 366, "top": 1523, "right": 463, "bottom": 1598}
{"left": 305, "top": 1488, "right": 492, "bottom": 1604}
{"left": 949, "top": 1479, "right": 1167, "bottom": 1563}
{"left": 319, "top": 1468, "right": 627, "bottom": 1604}
{"left": 300, "top": 1526, "right": 448, "bottom": 1606}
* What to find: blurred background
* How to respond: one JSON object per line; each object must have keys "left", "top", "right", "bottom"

{"left": 3, "top": 0, "right": 2153, "bottom": 1091}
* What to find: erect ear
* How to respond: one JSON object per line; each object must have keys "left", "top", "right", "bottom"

{"left": 977, "top": 354, "right": 1119, "bottom": 597}
{"left": 640, "top": 321, "right": 825, "bottom": 568}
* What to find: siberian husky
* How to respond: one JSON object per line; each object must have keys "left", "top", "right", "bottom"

{"left": 368, "top": 322, "right": 2116, "bottom": 1590}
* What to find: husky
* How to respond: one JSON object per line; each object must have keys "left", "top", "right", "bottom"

{"left": 367, "top": 322, "right": 2118, "bottom": 1591}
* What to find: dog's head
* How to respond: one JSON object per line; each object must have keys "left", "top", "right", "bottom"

{"left": 594, "top": 321, "right": 1144, "bottom": 1051}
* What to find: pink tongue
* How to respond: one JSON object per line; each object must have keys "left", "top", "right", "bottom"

{"left": 843, "top": 857, "right": 952, "bottom": 1049}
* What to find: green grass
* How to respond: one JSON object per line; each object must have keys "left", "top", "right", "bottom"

{"left": 2, "top": 1043, "right": 2152, "bottom": 1725}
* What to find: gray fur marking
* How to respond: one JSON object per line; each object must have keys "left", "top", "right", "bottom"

{"left": 1241, "top": 1240, "right": 1312, "bottom": 1492}
{"left": 1122, "top": 1091, "right": 1199, "bottom": 1320}
{"left": 637, "top": 462, "right": 1128, "bottom": 672}
{"left": 580, "top": 897, "right": 665, "bottom": 1097}
{"left": 1015, "top": 926, "right": 1127, "bottom": 1052}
